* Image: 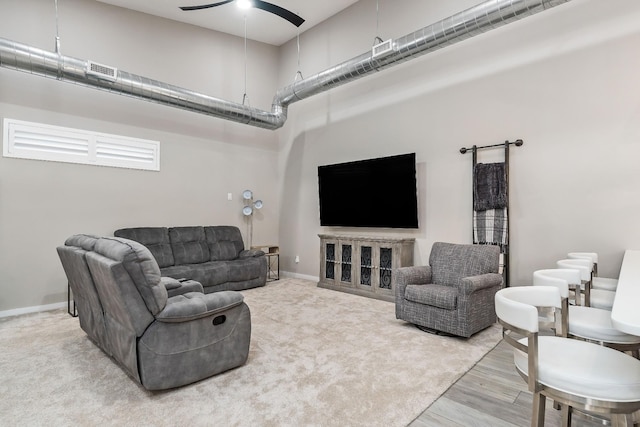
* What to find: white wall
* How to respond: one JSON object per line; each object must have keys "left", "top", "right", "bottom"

{"left": 276, "top": 0, "right": 640, "bottom": 284}
{"left": 0, "top": 0, "right": 281, "bottom": 311}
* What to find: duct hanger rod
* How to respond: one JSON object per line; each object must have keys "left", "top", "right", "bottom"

{"left": 460, "top": 139, "right": 523, "bottom": 154}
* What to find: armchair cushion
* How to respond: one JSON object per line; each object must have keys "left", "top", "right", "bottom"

{"left": 405, "top": 284, "right": 457, "bottom": 310}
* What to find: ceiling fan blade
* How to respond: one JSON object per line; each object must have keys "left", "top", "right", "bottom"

{"left": 180, "top": 0, "right": 235, "bottom": 12}
{"left": 252, "top": 0, "right": 305, "bottom": 27}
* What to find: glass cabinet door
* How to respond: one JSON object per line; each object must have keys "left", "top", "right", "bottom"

{"left": 325, "top": 243, "right": 336, "bottom": 280}
{"left": 340, "top": 244, "right": 353, "bottom": 283}
{"left": 378, "top": 247, "right": 393, "bottom": 291}
{"left": 360, "top": 245, "right": 373, "bottom": 287}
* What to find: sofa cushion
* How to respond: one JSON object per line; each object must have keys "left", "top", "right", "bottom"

{"left": 161, "top": 261, "right": 230, "bottom": 289}
{"left": 169, "top": 226, "right": 210, "bottom": 265}
{"left": 205, "top": 226, "right": 244, "bottom": 261}
{"left": 404, "top": 284, "right": 458, "bottom": 310}
{"left": 114, "top": 227, "right": 175, "bottom": 268}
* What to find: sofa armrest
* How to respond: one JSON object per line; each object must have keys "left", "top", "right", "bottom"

{"left": 459, "top": 273, "right": 503, "bottom": 295}
{"left": 161, "top": 277, "right": 204, "bottom": 297}
{"left": 156, "top": 290, "right": 244, "bottom": 323}
{"left": 239, "top": 249, "right": 265, "bottom": 258}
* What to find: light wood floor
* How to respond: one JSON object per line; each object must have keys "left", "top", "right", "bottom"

{"left": 409, "top": 339, "right": 609, "bottom": 427}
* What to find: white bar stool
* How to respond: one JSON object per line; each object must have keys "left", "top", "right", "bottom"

{"left": 533, "top": 269, "right": 640, "bottom": 357}
{"left": 567, "top": 252, "right": 619, "bottom": 291}
{"left": 495, "top": 286, "right": 640, "bottom": 426}
{"left": 557, "top": 258, "right": 615, "bottom": 310}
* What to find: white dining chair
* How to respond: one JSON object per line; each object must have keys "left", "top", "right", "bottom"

{"left": 556, "top": 258, "right": 615, "bottom": 310}
{"left": 495, "top": 286, "right": 640, "bottom": 426}
{"left": 567, "top": 252, "right": 619, "bottom": 291}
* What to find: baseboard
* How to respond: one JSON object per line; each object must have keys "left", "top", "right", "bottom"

{"left": 280, "top": 271, "right": 319, "bottom": 282}
{"left": 1, "top": 274, "right": 321, "bottom": 318}
{"left": 0, "top": 301, "right": 68, "bottom": 319}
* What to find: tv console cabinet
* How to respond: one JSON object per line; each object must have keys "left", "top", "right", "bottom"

{"left": 318, "top": 234, "right": 414, "bottom": 302}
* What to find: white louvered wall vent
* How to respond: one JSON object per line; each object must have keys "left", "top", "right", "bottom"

{"left": 2, "top": 118, "right": 160, "bottom": 171}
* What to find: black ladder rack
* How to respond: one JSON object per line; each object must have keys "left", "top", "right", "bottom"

{"left": 460, "top": 139, "right": 523, "bottom": 287}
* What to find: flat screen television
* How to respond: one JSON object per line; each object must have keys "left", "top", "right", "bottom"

{"left": 318, "top": 153, "right": 418, "bottom": 228}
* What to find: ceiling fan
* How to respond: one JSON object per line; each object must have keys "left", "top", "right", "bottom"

{"left": 180, "top": 0, "right": 305, "bottom": 28}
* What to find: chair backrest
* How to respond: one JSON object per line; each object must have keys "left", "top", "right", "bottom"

{"left": 57, "top": 234, "right": 107, "bottom": 347}
{"left": 91, "top": 237, "right": 168, "bottom": 317}
{"left": 495, "top": 286, "right": 562, "bottom": 333}
{"left": 495, "top": 286, "right": 562, "bottom": 392}
{"left": 557, "top": 258, "right": 592, "bottom": 282}
{"left": 532, "top": 269, "right": 577, "bottom": 336}
{"left": 84, "top": 237, "right": 167, "bottom": 382}
{"left": 567, "top": 252, "right": 598, "bottom": 263}
{"left": 567, "top": 252, "right": 599, "bottom": 276}
{"left": 429, "top": 242, "right": 499, "bottom": 285}
{"left": 532, "top": 269, "right": 578, "bottom": 298}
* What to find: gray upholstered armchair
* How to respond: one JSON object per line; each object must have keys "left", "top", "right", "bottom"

{"left": 57, "top": 234, "right": 251, "bottom": 390}
{"left": 395, "top": 242, "right": 503, "bottom": 337}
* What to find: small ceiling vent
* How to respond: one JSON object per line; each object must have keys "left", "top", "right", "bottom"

{"left": 372, "top": 39, "right": 394, "bottom": 59}
{"left": 86, "top": 60, "right": 117, "bottom": 81}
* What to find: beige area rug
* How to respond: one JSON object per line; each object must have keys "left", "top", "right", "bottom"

{"left": 0, "top": 278, "right": 502, "bottom": 427}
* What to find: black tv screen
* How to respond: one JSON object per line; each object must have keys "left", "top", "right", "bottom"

{"left": 318, "top": 153, "right": 418, "bottom": 228}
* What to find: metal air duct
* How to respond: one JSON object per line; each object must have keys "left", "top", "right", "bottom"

{"left": 0, "top": 0, "right": 571, "bottom": 130}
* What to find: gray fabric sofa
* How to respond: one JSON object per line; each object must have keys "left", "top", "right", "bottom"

{"left": 57, "top": 234, "right": 251, "bottom": 390}
{"left": 395, "top": 242, "right": 503, "bottom": 337}
{"left": 114, "top": 226, "right": 267, "bottom": 293}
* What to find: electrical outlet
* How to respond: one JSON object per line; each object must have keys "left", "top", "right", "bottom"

{"left": 227, "top": 193, "right": 233, "bottom": 201}
{"left": 295, "top": 255, "right": 300, "bottom": 263}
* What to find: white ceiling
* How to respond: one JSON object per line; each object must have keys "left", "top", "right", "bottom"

{"left": 95, "top": 0, "right": 360, "bottom": 46}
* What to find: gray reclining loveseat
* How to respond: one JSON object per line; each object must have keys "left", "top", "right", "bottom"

{"left": 114, "top": 226, "right": 267, "bottom": 293}
{"left": 57, "top": 234, "right": 251, "bottom": 390}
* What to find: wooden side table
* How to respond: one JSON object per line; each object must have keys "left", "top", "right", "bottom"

{"left": 252, "top": 245, "right": 279, "bottom": 282}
